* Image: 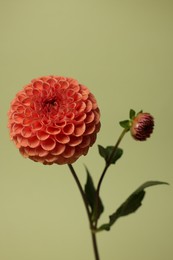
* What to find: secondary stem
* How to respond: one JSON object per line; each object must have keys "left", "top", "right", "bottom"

{"left": 68, "top": 164, "right": 100, "bottom": 260}
{"left": 94, "top": 128, "right": 128, "bottom": 228}
{"left": 97, "top": 128, "right": 128, "bottom": 195}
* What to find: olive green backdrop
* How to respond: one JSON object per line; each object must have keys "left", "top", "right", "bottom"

{"left": 1, "top": 0, "right": 172, "bottom": 259}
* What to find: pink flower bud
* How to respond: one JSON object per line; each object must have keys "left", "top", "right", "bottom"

{"left": 8, "top": 76, "right": 101, "bottom": 165}
{"left": 130, "top": 113, "right": 154, "bottom": 141}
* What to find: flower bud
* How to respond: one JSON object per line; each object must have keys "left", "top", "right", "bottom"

{"left": 130, "top": 113, "right": 154, "bottom": 141}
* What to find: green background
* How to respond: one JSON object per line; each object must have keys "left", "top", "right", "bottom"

{"left": 1, "top": 0, "right": 172, "bottom": 259}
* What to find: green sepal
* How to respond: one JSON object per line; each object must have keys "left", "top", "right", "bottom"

{"left": 98, "top": 145, "right": 123, "bottom": 165}
{"left": 84, "top": 166, "right": 104, "bottom": 222}
{"left": 129, "top": 109, "right": 136, "bottom": 119}
{"left": 97, "top": 181, "right": 168, "bottom": 232}
{"left": 119, "top": 120, "right": 130, "bottom": 130}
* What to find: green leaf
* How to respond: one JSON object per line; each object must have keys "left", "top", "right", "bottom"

{"left": 137, "top": 109, "right": 143, "bottom": 115}
{"left": 119, "top": 120, "right": 130, "bottom": 129}
{"left": 98, "top": 145, "right": 107, "bottom": 159}
{"left": 84, "top": 166, "right": 104, "bottom": 222}
{"left": 129, "top": 109, "right": 136, "bottom": 119}
{"left": 106, "top": 146, "right": 123, "bottom": 164}
{"left": 98, "top": 181, "right": 168, "bottom": 232}
{"left": 98, "top": 145, "right": 123, "bottom": 165}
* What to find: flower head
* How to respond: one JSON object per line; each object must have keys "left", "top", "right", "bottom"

{"left": 8, "top": 76, "right": 101, "bottom": 164}
{"left": 130, "top": 112, "right": 154, "bottom": 141}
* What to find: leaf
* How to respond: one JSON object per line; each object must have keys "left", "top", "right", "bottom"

{"left": 84, "top": 166, "right": 104, "bottom": 222}
{"left": 129, "top": 109, "right": 136, "bottom": 119}
{"left": 106, "top": 146, "right": 123, "bottom": 165}
{"left": 98, "top": 181, "right": 169, "bottom": 232}
{"left": 98, "top": 145, "right": 107, "bottom": 159}
{"left": 98, "top": 145, "right": 123, "bottom": 165}
{"left": 137, "top": 109, "right": 143, "bottom": 115}
{"left": 119, "top": 120, "right": 130, "bottom": 129}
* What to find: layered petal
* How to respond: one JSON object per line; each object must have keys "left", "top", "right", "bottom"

{"left": 8, "top": 76, "right": 101, "bottom": 164}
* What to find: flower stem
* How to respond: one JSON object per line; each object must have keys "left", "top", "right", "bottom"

{"left": 68, "top": 164, "right": 100, "bottom": 260}
{"left": 97, "top": 128, "right": 128, "bottom": 194}
{"left": 94, "top": 128, "right": 128, "bottom": 227}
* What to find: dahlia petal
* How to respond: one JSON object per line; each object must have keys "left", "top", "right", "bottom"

{"left": 33, "top": 80, "right": 43, "bottom": 90}
{"left": 74, "top": 123, "right": 86, "bottom": 137}
{"left": 35, "top": 147, "right": 49, "bottom": 157}
{"left": 24, "top": 107, "right": 32, "bottom": 117}
{"left": 51, "top": 144, "right": 65, "bottom": 155}
{"left": 89, "top": 132, "right": 97, "bottom": 146}
{"left": 17, "top": 94, "right": 27, "bottom": 102}
{"left": 80, "top": 85, "right": 90, "bottom": 97}
{"left": 68, "top": 136, "right": 83, "bottom": 147}
{"left": 79, "top": 136, "right": 91, "bottom": 148}
{"left": 76, "top": 101, "right": 86, "bottom": 112}
{"left": 46, "top": 126, "right": 61, "bottom": 135}
{"left": 62, "top": 123, "right": 75, "bottom": 135}
{"left": 94, "top": 109, "right": 100, "bottom": 124}
{"left": 89, "top": 93, "right": 97, "bottom": 109}
{"left": 65, "top": 112, "right": 75, "bottom": 120}
{"left": 85, "top": 100, "right": 93, "bottom": 113}
{"left": 45, "top": 155, "right": 60, "bottom": 163}
{"left": 85, "top": 111, "right": 95, "bottom": 124}
{"left": 46, "top": 78, "right": 57, "bottom": 86}
{"left": 17, "top": 135, "right": 28, "bottom": 147}
{"left": 25, "top": 87, "right": 33, "bottom": 96}
{"left": 39, "top": 76, "right": 51, "bottom": 82}
{"left": 28, "top": 136, "right": 40, "bottom": 148}
{"left": 23, "top": 118, "right": 34, "bottom": 126}
{"left": 66, "top": 88, "right": 75, "bottom": 97}
{"left": 22, "top": 98, "right": 31, "bottom": 106}
{"left": 31, "top": 156, "right": 45, "bottom": 163}
{"left": 73, "top": 92, "right": 82, "bottom": 101}
{"left": 55, "top": 134, "right": 70, "bottom": 144}
{"left": 54, "top": 121, "right": 66, "bottom": 127}
{"left": 53, "top": 155, "right": 69, "bottom": 165}
{"left": 82, "top": 147, "right": 89, "bottom": 156}
{"left": 68, "top": 102, "right": 76, "bottom": 110}
{"left": 68, "top": 83, "right": 80, "bottom": 93}
{"left": 74, "top": 114, "right": 86, "bottom": 124}
{"left": 16, "top": 105, "right": 24, "bottom": 113}
{"left": 62, "top": 146, "right": 75, "bottom": 158}
{"left": 31, "top": 121, "right": 43, "bottom": 130}
{"left": 54, "top": 83, "right": 61, "bottom": 91}
{"left": 19, "top": 147, "right": 29, "bottom": 157}
{"left": 24, "top": 147, "right": 37, "bottom": 156}
{"left": 13, "top": 114, "right": 24, "bottom": 124}
{"left": 75, "top": 146, "right": 88, "bottom": 157}
{"left": 84, "top": 123, "right": 96, "bottom": 135}
{"left": 12, "top": 124, "right": 23, "bottom": 135}
{"left": 59, "top": 80, "right": 69, "bottom": 89}
{"left": 41, "top": 89, "right": 48, "bottom": 97}
{"left": 95, "top": 122, "right": 101, "bottom": 132}
{"left": 43, "top": 82, "right": 51, "bottom": 91}
{"left": 33, "top": 89, "right": 40, "bottom": 96}
{"left": 41, "top": 138, "right": 56, "bottom": 151}
{"left": 21, "top": 126, "right": 33, "bottom": 138}
{"left": 37, "top": 131, "right": 50, "bottom": 140}
{"left": 11, "top": 103, "right": 21, "bottom": 112}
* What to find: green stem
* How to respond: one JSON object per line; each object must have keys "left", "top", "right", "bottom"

{"left": 94, "top": 128, "right": 128, "bottom": 227}
{"left": 68, "top": 164, "right": 100, "bottom": 260}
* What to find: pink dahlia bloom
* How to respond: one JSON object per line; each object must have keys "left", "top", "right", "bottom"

{"left": 8, "top": 76, "right": 101, "bottom": 165}
{"left": 130, "top": 113, "right": 154, "bottom": 141}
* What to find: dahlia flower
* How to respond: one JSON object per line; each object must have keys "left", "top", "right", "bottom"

{"left": 8, "top": 76, "right": 101, "bottom": 164}
{"left": 130, "top": 112, "right": 154, "bottom": 141}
